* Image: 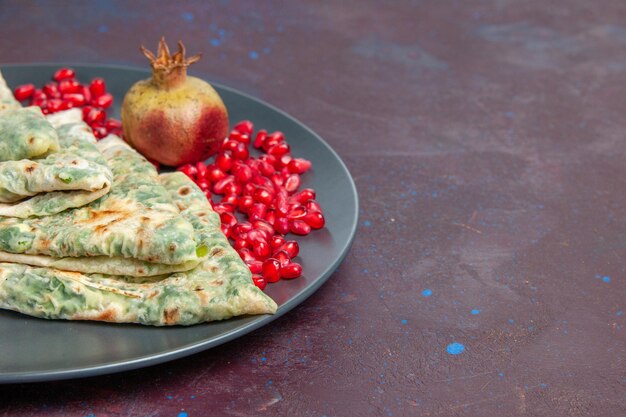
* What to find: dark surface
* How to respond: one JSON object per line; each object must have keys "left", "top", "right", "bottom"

{"left": 0, "top": 0, "right": 625, "bottom": 415}
{"left": 0, "top": 64, "right": 357, "bottom": 383}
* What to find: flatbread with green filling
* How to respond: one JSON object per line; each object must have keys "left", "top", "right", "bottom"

{"left": 0, "top": 70, "right": 20, "bottom": 112}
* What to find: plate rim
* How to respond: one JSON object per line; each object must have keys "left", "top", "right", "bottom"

{"left": 0, "top": 62, "right": 359, "bottom": 384}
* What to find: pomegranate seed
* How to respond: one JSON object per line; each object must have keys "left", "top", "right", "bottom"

{"left": 177, "top": 163, "right": 197, "bottom": 179}
{"left": 233, "top": 142, "right": 249, "bottom": 160}
{"left": 212, "top": 202, "right": 235, "bottom": 214}
{"left": 204, "top": 190, "right": 212, "bottom": 200}
{"left": 238, "top": 248, "right": 256, "bottom": 263}
{"left": 270, "top": 235, "right": 286, "bottom": 250}
{"left": 290, "top": 188, "right": 316, "bottom": 204}
{"left": 278, "top": 154, "right": 293, "bottom": 168}
{"left": 221, "top": 194, "right": 238, "bottom": 205}
{"left": 92, "top": 125, "right": 108, "bottom": 139}
{"left": 59, "top": 100, "right": 73, "bottom": 111}
{"left": 220, "top": 223, "right": 231, "bottom": 238}
{"left": 233, "top": 221, "right": 253, "bottom": 237}
{"left": 304, "top": 210, "right": 325, "bottom": 229}
{"left": 281, "top": 240, "right": 300, "bottom": 258}
{"left": 253, "top": 175, "right": 274, "bottom": 190}
{"left": 220, "top": 212, "right": 238, "bottom": 228}
{"left": 206, "top": 165, "right": 227, "bottom": 183}
{"left": 195, "top": 161, "right": 208, "bottom": 180}
{"left": 81, "top": 105, "right": 93, "bottom": 119}
{"left": 43, "top": 82, "right": 60, "bottom": 98}
{"left": 243, "top": 183, "right": 257, "bottom": 196}
{"left": 216, "top": 151, "right": 234, "bottom": 172}
{"left": 253, "top": 240, "right": 271, "bottom": 260}
{"left": 246, "top": 260, "right": 263, "bottom": 274}
{"left": 248, "top": 203, "right": 267, "bottom": 221}
{"left": 281, "top": 262, "right": 302, "bottom": 279}
{"left": 62, "top": 93, "right": 86, "bottom": 106}
{"left": 89, "top": 78, "right": 106, "bottom": 97}
{"left": 13, "top": 84, "right": 35, "bottom": 101}
{"left": 233, "top": 120, "right": 254, "bottom": 136}
{"left": 252, "top": 219, "right": 275, "bottom": 236}
{"left": 267, "top": 142, "right": 290, "bottom": 157}
{"left": 269, "top": 172, "right": 284, "bottom": 188}
{"left": 53, "top": 67, "right": 75, "bottom": 81}
{"left": 86, "top": 108, "right": 106, "bottom": 125}
{"left": 290, "top": 220, "right": 311, "bottom": 235}
{"left": 233, "top": 164, "right": 254, "bottom": 183}
{"left": 213, "top": 176, "right": 235, "bottom": 195}
{"left": 274, "top": 250, "right": 290, "bottom": 267}
{"left": 274, "top": 217, "right": 290, "bottom": 235}
{"left": 262, "top": 258, "right": 281, "bottom": 282}
{"left": 254, "top": 188, "right": 274, "bottom": 205}
{"left": 234, "top": 238, "right": 250, "bottom": 250}
{"left": 265, "top": 209, "right": 276, "bottom": 225}
{"left": 252, "top": 274, "right": 267, "bottom": 290}
{"left": 46, "top": 99, "right": 63, "bottom": 113}
{"left": 248, "top": 229, "right": 270, "bottom": 243}
{"left": 281, "top": 166, "right": 291, "bottom": 179}
{"left": 287, "top": 205, "right": 307, "bottom": 220}
{"left": 259, "top": 154, "right": 278, "bottom": 168}
{"left": 274, "top": 192, "right": 289, "bottom": 216}
{"left": 304, "top": 199, "right": 322, "bottom": 212}
{"left": 93, "top": 93, "right": 113, "bottom": 108}
{"left": 222, "top": 181, "right": 242, "bottom": 196}
{"left": 288, "top": 158, "right": 312, "bottom": 174}
{"left": 221, "top": 139, "right": 239, "bottom": 152}
{"left": 237, "top": 195, "right": 255, "bottom": 213}
{"left": 284, "top": 174, "right": 301, "bottom": 194}
{"left": 58, "top": 79, "right": 81, "bottom": 94}
{"left": 196, "top": 180, "right": 210, "bottom": 191}
{"left": 262, "top": 131, "right": 285, "bottom": 151}
{"left": 82, "top": 85, "right": 92, "bottom": 104}
{"left": 258, "top": 160, "right": 275, "bottom": 177}
{"left": 105, "top": 118, "right": 122, "bottom": 131}
{"left": 253, "top": 130, "right": 267, "bottom": 149}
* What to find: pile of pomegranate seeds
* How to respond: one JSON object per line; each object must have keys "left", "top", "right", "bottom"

{"left": 177, "top": 120, "right": 325, "bottom": 290}
{"left": 12, "top": 67, "right": 122, "bottom": 139}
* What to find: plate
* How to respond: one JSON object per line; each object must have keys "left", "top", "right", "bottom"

{"left": 0, "top": 64, "right": 358, "bottom": 384}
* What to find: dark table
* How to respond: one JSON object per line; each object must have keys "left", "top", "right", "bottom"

{"left": 1, "top": 1, "right": 625, "bottom": 415}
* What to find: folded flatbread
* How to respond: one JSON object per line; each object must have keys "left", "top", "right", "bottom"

{"left": 0, "top": 135, "right": 205, "bottom": 269}
{"left": 0, "top": 70, "right": 20, "bottom": 112}
{"left": 0, "top": 172, "right": 277, "bottom": 325}
{"left": 0, "top": 106, "right": 59, "bottom": 161}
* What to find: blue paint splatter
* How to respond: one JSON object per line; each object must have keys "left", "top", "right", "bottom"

{"left": 210, "top": 38, "right": 221, "bottom": 47}
{"left": 97, "top": 25, "right": 108, "bottom": 33}
{"left": 603, "top": 276, "right": 611, "bottom": 283}
{"left": 421, "top": 289, "right": 433, "bottom": 297}
{"left": 249, "top": 51, "right": 259, "bottom": 60}
{"left": 178, "top": 412, "right": 188, "bottom": 417}
{"left": 181, "top": 12, "right": 194, "bottom": 22}
{"left": 401, "top": 319, "right": 407, "bottom": 325}
{"left": 446, "top": 342, "right": 465, "bottom": 355}
{"left": 471, "top": 309, "right": 481, "bottom": 315}
{"left": 363, "top": 220, "right": 372, "bottom": 227}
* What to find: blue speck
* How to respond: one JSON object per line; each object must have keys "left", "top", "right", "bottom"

{"left": 617, "top": 310, "right": 624, "bottom": 316}
{"left": 540, "top": 383, "right": 548, "bottom": 389}
{"left": 471, "top": 309, "right": 481, "bottom": 315}
{"left": 249, "top": 51, "right": 259, "bottom": 60}
{"left": 363, "top": 220, "right": 372, "bottom": 227}
{"left": 508, "top": 319, "right": 515, "bottom": 324}
{"left": 167, "top": 395, "right": 173, "bottom": 400}
{"left": 181, "top": 12, "right": 194, "bottom": 22}
{"left": 190, "top": 395, "right": 195, "bottom": 399}
{"left": 603, "top": 276, "right": 611, "bottom": 283}
{"left": 498, "top": 372, "right": 505, "bottom": 377}
{"left": 446, "top": 342, "right": 465, "bottom": 355}
{"left": 260, "top": 357, "right": 267, "bottom": 362}
{"left": 178, "top": 413, "right": 188, "bottom": 417}
{"left": 210, "top": 38, "right": 221, "bottom": 47}
{"left": 422, "top": 289, "right": 433, "bottom": 297}
{"left": 97, "top": 25, "right": 108, "bottom": 33}
{"left": 401, "top": 319, "right": 407, "bottom": 325}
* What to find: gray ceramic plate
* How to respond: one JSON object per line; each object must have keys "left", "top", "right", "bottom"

{"left": 0, "top": 64, "right": 358, "bottom": 384}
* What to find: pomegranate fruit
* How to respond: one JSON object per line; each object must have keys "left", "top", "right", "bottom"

{"left": 121, "top": 37, "right": 229, "bottom": 166}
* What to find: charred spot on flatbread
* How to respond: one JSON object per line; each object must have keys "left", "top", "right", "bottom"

{"left": 178, "top": 186, "right": 191, "bottom": 196}
{"left": 163, "top": 308, "right": 180, "bottom": 325}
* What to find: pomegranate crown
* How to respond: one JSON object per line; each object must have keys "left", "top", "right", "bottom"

{"left": 140, "top": 37, "right": 201, "bottom": 72}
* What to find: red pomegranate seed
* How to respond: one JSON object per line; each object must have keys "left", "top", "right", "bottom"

{"left": 281, "top": 262, "right": 302, "bottom": 279}
{"left": 177, "top": 163, "right": 197, "bottom": 179}
{"left": 277, "top": 154, "right": 292, "bottom": 169}
{"left": 196, "top": 180, "right": 210, "bottom": 191}
{"left": 246, "top": 260, "right": 263, "bottom": 274}
{"left": 233, "top": 164, "right": 253, "bottom": 183}
{"left": 89, "top": 78, "right": 106, "bottom": 97}
{"left": 233, "top": 221, "right": 253, "bottom": 237}
{"left": 304, "top": 210, "right": 325, "bottom": 229}
{"left": 216, "top": 151, "right": 234, "bottom": 172}
{"left": 238, "top": 248, "right": 256, "bottom": 263}
{"left": 253, "top": 188, "right": 274, "bottom": 205}
{"left": 105, "top": 118, "right": 122, "bottom": 131}
{"left": 290, "top": 220, "right": 311, "bottom": 235}
{"left": 220, "top": 223, "right": 231, "bottom": 238}
{"left": 284, "top": 174, "right": 301, "bottom": 194}
{"left": 228, "top": 130, "right": 251, "bottom": 144}
{"left": 81, "top": 105, "right": 93, "bottom": 119}
{"left": 234, "top": 238, "right": 250, "bottom": 251}
{"left": 237, "top": 195, "right": 255, "bottom": 213}
{"left": 93, "top": 93, "right": 113, "bottom": 108}
{"left": 265, "top": 209, "right": 276, "bottom": 225}
{"left": 43, "top": 82, "right": 60, "bottom": 99}
{"left": 262, "top": 258, "right": 281, "bottom": 282}
{"left": 213, "top": 176, "right": 235, "bottom": 195}
{"left": 212, "top": 202, "right": 235, "bottom": 214}
{"left": 221, "top": 139, "right": 239, "bottom": 152}
{"left": 220, "top": 212, "right": 238, "bottom": 228}
{"left": 270, "top": 235, "right": 286, "bottom": 250}
{"left": 233, "top": 142, "right": 249, "bottom": 160}
{"left": 204, "top": 190, "right": 212, "bottom": 200}
{"left": 81, "top": 85, "right": 92, "bottom": 103}
{"left": 195, "top": 161, "right": 207, "bottom": 179}
{"left": 304, "top": 199, "right": 322, "bottom": 212}
{"left": 31, "top": 89, "right": 46, "bottom": 101}
{"left": 62, "top": 93, "right": 86, "bottom": 106}
{"left": 248, "top": 203, "right": 267, "bottom": 221}
{"left": 221, "top": 194, "right": 238, "bottom": 205}
{"left": 267, "top": 142, "right": 290, "bottom": 157}
{"left": 258, "top": 160, "right": 275, "bottom": 177}
{"left": 58, "top": 79, "right": 81, "bottom": 94}
{"left": 252, "top": 274, "right": 267, "bottom": 290}
{"left": 288, "top": 158, "right": 312, "bottom": 174}
{"left": 252, "top": 219, "right": 275, "bottom": 236}
{"left": 274, "top": 250, "right": 290, "bottom": 267}
{"left": 262, "top": 131, "right": 285, "bottom": 151}
{"left": 281, "top": 240, "right": 300, "bottom": 258}
{"left": 46, "top": 98, "right": 63, "bottom": 113}
{"left": 287, "top": 205, "right": 307, "bottom": 220}
{"left": 206, "top": 165, "right": 227, "bottom": 183}
{"left": 92, "top": 125, "right": 108, "bottom": 139}
{"left": 86, "top": 108, "right": 106, "bottom": 125}
{"left": 222, "top": 181, "right": 242, "bottom": 196}
{"left": 253, "top": 129, "right": 267, "bottom": 149}
{"left": 53, "top": 67, "right": 75, "bottom": 81}
{"left": 269, "top": 172, "right": 284, "bottom": 188}
{"left": 253, "top": 240, "right": 271, "bottom": 260}
{"left": 274, "top": 217, "right": 290, "bottom": 235}
{"left": 247, "top": 229, "right": 270, "bottom": 243}
{"left": 233, "top": 120, "right": 254, "bottom": 136}
{"left": 13, "top": 84, "right": 35, "bottom": 101}
{"left": 243, "top": 183, "right": 257, "bottom": 196}
{"left": 290, "top": 188, "right": 316, "bottom": 204}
